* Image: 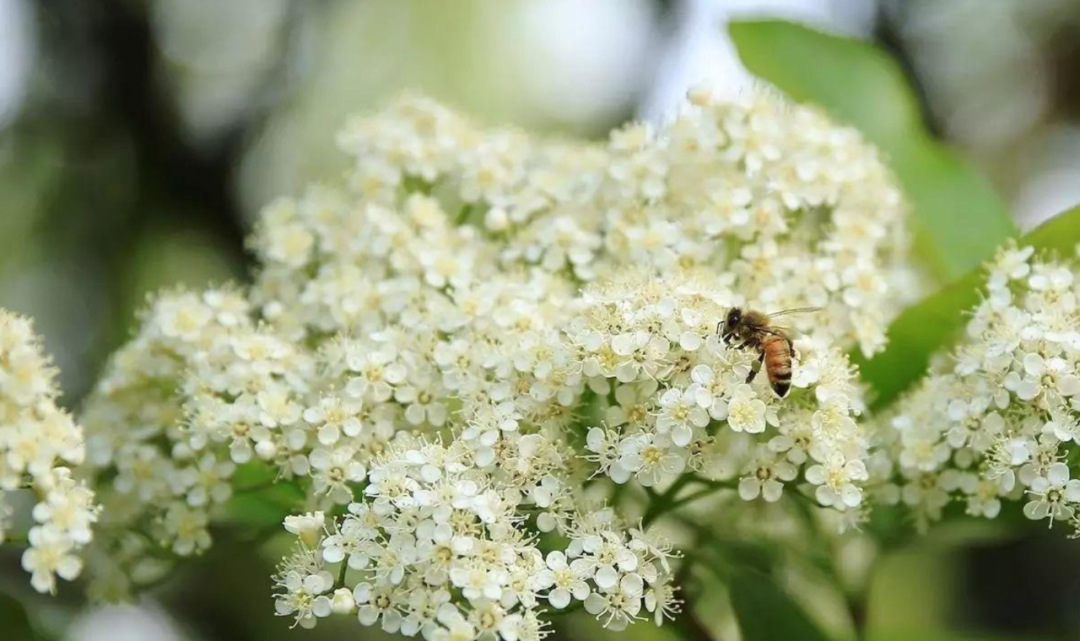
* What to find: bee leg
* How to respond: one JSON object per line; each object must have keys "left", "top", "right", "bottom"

{"left": 745, "top": 350, "right": 765, "bottom": 384}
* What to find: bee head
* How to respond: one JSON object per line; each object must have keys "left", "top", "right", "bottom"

{"left": 721, "top": 307, "right": 742, "bottom": 343}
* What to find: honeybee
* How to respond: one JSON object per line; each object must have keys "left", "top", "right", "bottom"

{"left": 717, "top": 307, "right": 818, "bottom": 398}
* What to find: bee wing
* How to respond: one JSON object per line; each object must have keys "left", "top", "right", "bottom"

{"left": 761, "top": 327, "right": 791, "bottom": 339}
{"left": 767, "top": 307, "right": 821, "bottom": 318}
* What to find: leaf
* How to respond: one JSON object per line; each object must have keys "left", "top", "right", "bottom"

{"left": 222, "top": 478, "right": 305, "bottom": 529}
{"left": 727, "top": 567, "right": 832, "bottom": 641}
{"left": 854, "top": 269, "right": 982, "bottom": 408}
{"left": 869, "top": 631, "right": 1053, "bottom": 641}
{"left": 0, "top": 592, "right": 38, "bottom": 641}
{"left": 708, "top": 538, "right": 776, "bottom": 575}
{"left": 1018, "top": 204, "right": 1080, "bottom": 255}
{"left": 855, "top": 204, "right": 1080, "bottom": 408}
{"left": 729, "top": 19, "right": 1017, "bottom": 280}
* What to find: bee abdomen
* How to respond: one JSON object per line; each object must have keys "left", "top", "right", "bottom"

{"left": 762, "top": 335, "right": 792, "bottom": 398}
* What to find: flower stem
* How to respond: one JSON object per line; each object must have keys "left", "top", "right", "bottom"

{"left": 337, "top": 560, "right": 348, "bottom": 589}
{"left": 642, "top": 474, "right": 738, "bottom": 528}
{"left": 3, "top": 533, "right": 28, "bottom": 546}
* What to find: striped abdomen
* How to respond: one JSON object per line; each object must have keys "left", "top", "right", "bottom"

{"left": 762, "top": 334, "right": 792, "bottom": 398}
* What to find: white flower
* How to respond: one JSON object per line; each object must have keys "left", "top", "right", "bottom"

{"left": 284, "top": 511, "right": 326, "bottom": 546}
{"left": 806, "top": 456, "right": 867, "bottom": 509}
{"left": 21, "top": 526, "right": 82, "bottom": 594}
{"left": 1024, "top": 462, "right": 1080, "bottom": 524}
{"left": 354, "top": 582, "right": 405, "bottom": 632}
{"left": 739, "top": 453, "right": 798, "bottom": 503}
{"left": 583, "top": 572, "right": 644, "bottom": 631}
{"left": 605, "top": 380, "right": 657, "bottom": 428}
{"left": 345, "top": 347, "right": 407, "bottom": 403}
{"left": 309, "top": 446, "right": 367, "bottom": 503}
{"left": 273, "top": 548, "right": 335, "bottom": 629}
{"left": 395, "top": 373, "right": 449, "bottom": 427}
{"left": 534, "top": 551, "right": 591, "bottom": 609}
{"left": 726, "top": 384, "right": 767, "bottom": 434}
{"left": 617, "top": 434, "right": 687, "bottom": 487}
{"left": 611, "top": 332, "right": 670, "bottom": 383}
{"left": 690, "top": 364, "right": 728, "bottom": 420}
{"left": 656, "top": 387, "right": 710, "bottom": 446}
{"left": 163, "top": 502, "right": 211, "bottom": 556}
{"left": 0, "top": 311, "right": 98, "bottom": 593}
{"left": 644, "top": 580, "right": 682, "bottom": 626}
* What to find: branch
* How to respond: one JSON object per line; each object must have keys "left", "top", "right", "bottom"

{"left": 642, "top": 474, "right": 738, "bottom": 528}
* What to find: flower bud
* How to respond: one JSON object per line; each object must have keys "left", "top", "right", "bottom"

{"left": 331, "top": 587, "right": 355, "bottom": 615}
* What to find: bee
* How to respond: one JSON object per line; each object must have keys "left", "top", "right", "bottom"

{"left": 717, "top": 306, "right": 818, "bottom": 398}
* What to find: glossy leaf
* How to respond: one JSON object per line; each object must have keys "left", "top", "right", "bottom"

{"left": 730, "top": 19, "right": 1017, "bottom": 280}
{"left": 223, "top": 471, "right": 305, "bottom": 529}
{"left": 0, "top": 592, "right": 37, "bottom": 641}
{"left": 728, "top": 567, "right": 833, "bottom": 641}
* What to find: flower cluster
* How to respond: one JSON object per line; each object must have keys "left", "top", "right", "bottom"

{"left": 869, "top": 245, "right": 1080, "bottom": 532}
{"left": 257, "top": 88, "right": 913, "bottom": 356}
{"left": 0, "top": 310, "right": 99, "bottom": 593}
{"left": 576, "top": 274, "right": 869, "bottom": 513}
{"left": 78, "top": 288, "right": 321, "bottom": 598}
{"left": 274, "top": 436, "right": 680, "bottom": 638}
{"left": 72, "top": 90, "right": 911, "bottom": 636}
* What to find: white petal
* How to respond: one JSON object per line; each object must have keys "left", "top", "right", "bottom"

{"left": 1048, "top": 462, "right": 1070, "bottom": 487}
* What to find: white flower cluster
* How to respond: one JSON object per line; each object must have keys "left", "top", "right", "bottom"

{"left": 258, "top": 89, "right": 912, "bottom": 356}
{"left": 870, "top": 245, "right": 1080, "bottom": 532}
{"left": 576, "top": 275, "right": 869, "bottom": 512}
{"left": 0, "top": 310, "right": 99, "bottom": 593}
{"left": 274, "top": 436, "right": 680, "bottom": 638}
{"left": 73, "top": 90, "right": 911, "bottom": 636}
{"left": 78, "top": 288, "right": 322, "bottom": 598}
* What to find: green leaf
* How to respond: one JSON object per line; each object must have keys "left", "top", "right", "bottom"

{"left": 854, "top": 269, "right": 982, "bottom": 408}
{"left": 855, "top": 204, "right": 1080, "bottom": 408}
{"left": 870, "top": 631, "right": 1053, "bottom": 641}
{"left": 729, "top": 19, "right": 1017, "bottom": 280}
{"left": 1018, "top": 205, "right": 1080, "bottom": 255}
{"left": 705, "top": 536, "right": 777, "bottom": 576}
{"left": 728, "top": 567, "right": 832, "bottom": 641}
{"left": 223, "top": 477, "right": 305, "bottom": 529}
{"left": 0, "top": 592, "right": 38, "bottom": 641}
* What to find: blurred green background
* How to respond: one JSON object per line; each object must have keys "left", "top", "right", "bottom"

{"left": 2, "top": 0, "right": 1080, "bottom": 640}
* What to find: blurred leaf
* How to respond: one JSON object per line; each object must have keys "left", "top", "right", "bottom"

{"left": 231, "top": 461, "right": 280, "bottom": 489}
{"left": 728, "top": 567, "right": 832, "bottom": 641}
{"left": 0, "top": 592, "right": 37, "bottom": 641}
{"left": 729, "top": 19, "right": 1017, "bottom": 280}
{"left": 856, "top": 204, "right": 1080, "bottom": 408}
{"left": 118, "top": 221, "right": 242, "bottom": 329}
{"left": 0, "top": 135, "right": 63, "bottom": 273}
{"left": 854, "top": 270, "right": 981, "bottom": 409}
{"left": 223, "top": 478, "right": 304, "bottom": 529}
{"left": 870, "top": 632, "right": 1053, "bottom": 641}
{"left": 864, "top": 504, "right": 920, "bottom": 550}
{"left": 706, "top": 536, "right": 777, "bottom": 575}
{"left": 675, "top": 514, "right": 780, "bottom": 576}
{"left": 1020, "top": 204, "right": 1080, "bottom": 255}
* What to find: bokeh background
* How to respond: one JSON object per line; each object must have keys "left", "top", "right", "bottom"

{"left": 1, "top": 1, "right": 1080, "bottom": 640}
